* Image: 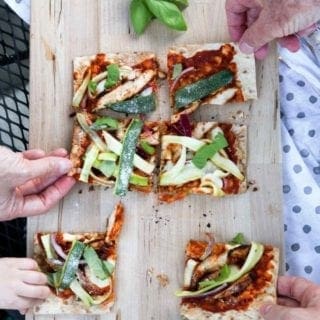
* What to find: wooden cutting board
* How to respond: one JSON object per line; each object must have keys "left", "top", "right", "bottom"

{"left": 27, "top": 0, "right": 283, "bottom": 319}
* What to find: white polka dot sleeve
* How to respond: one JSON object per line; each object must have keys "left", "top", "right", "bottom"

{"left": 279, "top": 39, "right": 320, "bottom": 283}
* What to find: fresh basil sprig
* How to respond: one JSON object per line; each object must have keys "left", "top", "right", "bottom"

{"left": 130, "top": 0, "right": 188, "bottom": 35}
{"left": 130, "top": 0, "right": 154, "bottom": 35}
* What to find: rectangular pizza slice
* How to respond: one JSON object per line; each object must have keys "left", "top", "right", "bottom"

{"left": 158, "top": 116, "right": 247, "bottom": 203}
{"left": 33, "top": 203, "right": 124, "bottom": 314}
{"left": 69, "top": 112, "right": 167, "bottom": 195}
{"left": 177, "top": 234, "right": 279, "bottom": 320}
{"left": 167, "top": 43, "right": 257, "bottom": 122}
{"left": 73, "top": 52, "right": 159, "bottom": 114}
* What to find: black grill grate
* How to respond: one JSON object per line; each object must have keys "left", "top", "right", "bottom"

{"left": 0, "top": 0, "right": 29, "bottom": 263}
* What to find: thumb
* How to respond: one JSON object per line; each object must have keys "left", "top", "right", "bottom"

{"left": 15, "top": 156, "right": 72, "bottom": 186}
{"left": 260, "top": 304, "right": 308, "bottom": 320}
{"left": 239, "top": 14, "right": 276, "bottom": 54}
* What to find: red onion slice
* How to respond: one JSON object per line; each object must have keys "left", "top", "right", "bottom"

{"left": 50, "top": 234, "right": 87, "bottom": 264}
{"left": 171, "top": 114, "right": 192, "bottom": 137}
{"left": 200, "top": 233, "right": 216, "bottom": 261}
{"left": 50, "top": 234, "right": 68, "bottom": 260}
{"left": 170, "top": 67, "right": 195, "bottom": 91}
{"left": 187, "top": 283, "right": 229, "bottom": 299}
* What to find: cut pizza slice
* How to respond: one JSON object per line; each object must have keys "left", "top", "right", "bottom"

{"left": 167, "top": 43, "right": 257, "bottom": 122}
{"left": 69, "top": 113, "right": 167, "bottom": 196}
{"left": 177, "top": 234, "right": 279, "bottom": 320}
{"left": 158, "top": 116, "right": 247, "bottom": 203}
{"left": 73, "top": 52, "right": 159, "bottom": 114}
{"left": 33, "top": 203, "right": 124, "bottom": 314}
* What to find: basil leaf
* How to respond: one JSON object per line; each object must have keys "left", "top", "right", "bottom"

{"left": 88, "top": 80, "right": 97, "bottom": 95}
{"left": 130, "top": 0, "right": 154, "bottom": 35}
{"left": 144, "top": 0, "right": 187, "bottom": 31}
{"left": 105, "top": 64, "right": 120, "bottom": 89}
{"left": 192, "top": 133, "right": 229, "bottom": 169}
{"left": 168, "top": 0, "right": 189, "bottom": 10}
{"left": 172, "top": 63, "right": 183, "bottom": 80}
{"left": 230, "top": 233, "right": 246, "bottom": 245}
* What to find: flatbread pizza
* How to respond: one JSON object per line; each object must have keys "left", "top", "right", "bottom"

{"left": 33, "top": 203, "right": 124, "bottom": 314}
{"left": 73, "top": 52, "right": 159, "bottom": 114}
{"left": 177, "top": 234, "right": 279, "bottom": 320}
{"left": 69, "top": 112, "right": 167, "bottom": 196}
{"left": 158, "top": 116, "right": 247, "bottom": 203}
{"left": 167, "top": 43, "right": 257, "bottom": 122}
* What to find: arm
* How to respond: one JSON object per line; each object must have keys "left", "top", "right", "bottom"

{"left": 0, "top": 146, "right": 75, "bottom": 221}
{"left": 226, "top": 0, "right": 320, "bottom": 59}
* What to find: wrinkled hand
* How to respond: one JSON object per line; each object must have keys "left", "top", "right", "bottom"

{"left": 0, "top": 147, "right": 75, "bottom": 221}
{"left": 0, "top": 258, "right": 50, "bottom": 314}
{"left": 260, "top": 276, "right": 320, "bottom": 319}
{"left": 226, "top": 0, "right": 320, "bottom": 59}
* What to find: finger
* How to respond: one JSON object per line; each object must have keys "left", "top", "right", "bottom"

{"left": 14, "top": 297, "right": 44, "bottom": 310}
{"left": 226, "top": 0, "right": 262, "bottom": 41}
{"left": 14, "top": 156, "right": 72, "bottom": 186}
{"left": 278, "top": 35, "right": 301, "bottom": 52}
{"left": 277, "top": 296, "right": 300, "bottom": 307}
{"left": 19, "top": 176, "right": 76, "bottom": 217}
{"left": 23, "top": 148, "right": 68, "bottom": 161}
{"left": 5, "top": 258, "right": 39, "bottom": 270}
{"left": 239, "top": 10, "right": 277, "bottom": 54}
{"left": 20, "top": 270, "right": 48, "bottom": 285}
{"left": 260, "top": 303, "right": 320, "bottom": 319}
{"left": 49, "top": 148, "right": 68, "bottom": 158}
{"left": 19, "top": 309, "right": 28, "bottom": 315}
{"left": 16, "top": 283, "right": 51, "bottom": 299}
{"left": 277, "top": 276, "right": 320, "bottom": 307}
{"left": 297, "top": 23, "right": 317, "bottom": 37}
{"left": 254, "top": 43, "right": 269, "bottom": 60}
{"left": 22, "top": 149, "right": 46, "bottom": 160}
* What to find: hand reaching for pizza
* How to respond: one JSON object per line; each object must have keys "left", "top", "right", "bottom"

{"left": 260, "top": 276, "right": 320, "bottom": 319}
{"left": 225, "top": 0, "right": 320, "bottom": 59}
{"left": 0, "top": 146, "right": 75, "bottom": 221}
{"left": 0, "top": 258, "right": 50, "bottom": 314}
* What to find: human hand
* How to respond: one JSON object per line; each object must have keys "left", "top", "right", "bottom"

{"left": 0, "top": 147, "right": 75, "bottom": 221}
{"left": 225, "top": 0, "right": 320, "bottom": 59}
{"left": 260, "top": 276, "right": 320, "bottom": 319}
{"left": 0, "top": 258, "right": 50, "bottom": 314}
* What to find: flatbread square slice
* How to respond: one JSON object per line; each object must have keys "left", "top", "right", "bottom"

{"left": 69, "top": 112, "right": 167, "bottom": 193}
{"left": 73, "top": 52, "right": 159, "bottom": 114}
{"left": 158, "top": 119, "right": 247, "bottom": 203}
{"left": 167, "top": 43, "right": 257, "bottom": 122}
{"left": 178, "top": 237, "right": 279, "bottom": 320}
{"left": 33, "top": 203, "right": 124, "bottom": 314}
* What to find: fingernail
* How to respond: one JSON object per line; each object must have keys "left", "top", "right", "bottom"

{"left": 58, "top": 159, "right": 72, "bottom": 174}
{"left": 239, "top": 41, "right": 255, "bottom": 54}
{"left": 260, "top": 304, "right": 272, "bottom": 315}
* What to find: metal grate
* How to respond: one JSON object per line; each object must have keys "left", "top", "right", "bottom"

{"left": 0, "top": 0, "right": 29, "bottom": 264}
{"left": 0, "top": 0, "right": 29, "bottom": 152}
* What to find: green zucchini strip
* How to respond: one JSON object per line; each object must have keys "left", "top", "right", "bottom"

{"left": 114, "top": 119, "right": 144, "bottom": 196}
{"left": 109, "top": 93, "right": 156, "bottom": 114}
{"left": 174, "top": 70, "right": 233, "bottom": 109}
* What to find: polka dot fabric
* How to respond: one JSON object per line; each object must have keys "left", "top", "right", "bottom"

{"left": 280, "top": 43, "right": 320, "bottom": 284}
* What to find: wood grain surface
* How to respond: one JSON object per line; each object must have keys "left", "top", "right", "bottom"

{"left": 28, "top": 0, "right": 283, "bottom": 319}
